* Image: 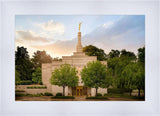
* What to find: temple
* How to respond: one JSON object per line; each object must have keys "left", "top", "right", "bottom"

{"left": 42, "top": 25, "right": 107, "bottom": 96}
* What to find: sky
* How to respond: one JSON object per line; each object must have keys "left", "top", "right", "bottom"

{"left": 15, "top": 15, "right": 145, "bottom": 58}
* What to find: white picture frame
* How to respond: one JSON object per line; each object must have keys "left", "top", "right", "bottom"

{"left": 0, "top": 0, "right": 160, "bottom": 116}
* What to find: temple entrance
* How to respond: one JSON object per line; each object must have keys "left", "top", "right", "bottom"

{"left": 76, "top": 86, "right": 83, "bottom": 96}
{"left": 72, "top": 86, "right": 87, "bottom": 96}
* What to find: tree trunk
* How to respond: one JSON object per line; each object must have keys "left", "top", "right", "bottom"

{"left": 138, "top": 88, "right": 140, "bottom": 97}
{"left": 96, "top": 88, "right": 98, "bottom": 96}
{"left": 129, "top": 89, "right": 132, "bottom": 96}
{"left": 63, "top": 86, "right": 65, "bottom": 96}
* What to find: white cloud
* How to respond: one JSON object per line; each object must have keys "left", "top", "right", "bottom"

{"left": 102, "top": 22, "right": 114, "bottom": 28}
{"left": 38, "top": 20, "right": 65, "bottom": 35}
{"left": 16, "top": 30, "right": 50, "bottom": 45}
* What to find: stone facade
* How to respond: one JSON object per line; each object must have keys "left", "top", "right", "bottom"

{"left": 42, "top": 31, "right": 107, "bottom": 96}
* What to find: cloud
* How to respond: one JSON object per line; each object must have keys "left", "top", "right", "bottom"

{"left": 82, "top": 15, "right": 145, "bottom": 54}
{"left": 17, "top": 15, "right": 145, "bottom": 57}
{"left": 31, "top": 39, "right": 77, "bottom": 56}
{"left": 30, "top": 16, "right": 145, "bottom": 57}
{"left": 16, "top": 30, "right": 50, "bottom": 45}
{"left": 38, "top": 20, "right": 65, "bottom": 35}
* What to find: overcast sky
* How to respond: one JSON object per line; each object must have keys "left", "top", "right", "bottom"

{"left": 15, "top": 15, "right": 145, "bottom": 58}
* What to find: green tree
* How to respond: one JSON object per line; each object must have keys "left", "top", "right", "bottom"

{"left": 50, "top": 64, "right": 79, "bottom": 96}
{"left": 135, "top": 63, "right": 145, "bottom": 97}
{"left": 15, "top": 46, "right": 34, "bottom": 80}
{"left": 107, "top": 49, "right": 137, "bottom": 88}
{"left": 83, "top": 45, "right": 107, "bottom": 61}
{"left": 108, "top": 49, "right": 120, "bottom": 59}
{"left": 120, "top": 49, "right": 136, "bottom": 60}
{"left": 121, "top": 63, "right": 137, "bottom": 96}
{"left": 137, "top": 47, "right": 145, "bottom": 96}
{"left": 138, "top": 47, "right": 145, "bottom": 64}
{"left": 121, "top": 62, "right": 144, "bottom": 96}
{"left": 31, "top": 50, "right": 53, "bottom": 69}
{"left": 15, "top": 70, "right": 21, "bottom": 85}
{"left": 32, "top": 67, "right": 42, "bottom": 84}
{"left": 81, "top": 61, "right": 111, "bottom": 96}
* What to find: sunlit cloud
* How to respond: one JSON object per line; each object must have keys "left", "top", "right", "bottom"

{"left": 15, "top": 15, "right": 145, "bottom": 58}
{"left": 37, "top": 20, "right": 65, "bottom": 35}
{"left": 31, "top": 39, "right": 76, "bottom": 57}
{"left": 16, "top": 30, "right": 50, "bottom": 45}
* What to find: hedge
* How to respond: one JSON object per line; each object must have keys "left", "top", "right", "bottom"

{"left": 86, "top": 96, "right": 108, "bottom": 100}
{"left": 15, "top": 93, "right": 26, "bottom": 97}
{"left": 44, "top": 92, "right": 53, "bottom": 96}
{"left": 27, "top": 86, "right": 47, "bottom": 89}
{"left": 51, "top": 96, "right": 75, "bottom": 99}
{"left": 108, "top": 88, "right": 128, "bottom": 94}
{"left": 17, "top": 80, "right": 32, "bottom": 85}
{"left": 56, "top": 93, "right": 62, "bottom": 96}
{"left": 96, "top": 93, "right": 102, "bottom": 96}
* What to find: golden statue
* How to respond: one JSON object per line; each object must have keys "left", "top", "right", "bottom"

{"left": 79, "top": 22, "right": 82, "bottom": 31}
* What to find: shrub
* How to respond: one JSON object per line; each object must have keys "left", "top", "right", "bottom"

{"left": 56, "top": 93, "right": 62, "bottom": 96}
{"left": 86, "top": 96, "right": 108, "bottom": 100}
{"left": 44, "top": 92, "right": 53, "bottom": 96}
{"left": 26, "top": 93, "right": 43, "bottom": 97}
{"left": 108, "top": 88, "right": 126, "bottom": 94}
{"left": 51, "top": 96, "right": 75, "bottom": 99}
{"left": 104, "top": 93, "right": 108, "bottom": 96}
{"left": 40, "top": 93, "right": 44, "bottom": 96}
{"left": 15, "top": 93, "right": 26, "bottom": 97}
{"left": 19, "top": 80, "right": 32, "bottom": 85}
{"left": 27, "top": 86, "right": 47, "bottom": 89}
{"left": 96, "top": 93, "right": 102, "bottom": 96}
{"left": 39, "top": 82, "right": 43, "bottom": 85}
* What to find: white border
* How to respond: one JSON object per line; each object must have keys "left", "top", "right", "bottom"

{"left": 1, "top": 0, "right": 160, "bottom": 116}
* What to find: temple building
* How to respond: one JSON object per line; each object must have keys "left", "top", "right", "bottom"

{"left": 42, "top": 25, "right": 107, "bottom": 96}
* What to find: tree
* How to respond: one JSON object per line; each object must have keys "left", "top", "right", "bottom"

{"left": 108, "top": 49, "right": 120, "bottom": 59}
{"left": 107, "top": 49, "right": 137, "bottom": 88}
{"left": 50, "top": 64, "right": 79, "bottom": 96}
{"left": 15, "top": 70, "right": 21, "bottom": 85}
{"left": 15, "top": 46, "right": 34, "bottom": 80}
{"left": 121, "top": 62, "right": 144, "bottom": 96}
{"left": 107, "top": 56, "right": 134, "bottom": 88}
{"left": 81, "top": 61, "right": 111, "bottom": 96}
{"left": 31, "top": 50, "right": 53, "bottom": 69}
{"left": 120, "top": 49, "right": 136, "bottom": 60}
{"left": 138, "top": 47, "right": 145, "bottom": 64}
{"left": 135, "top": 63, "right": 145, "bottom": 97}
{"left": 83, "top": 45, "right": 107, "bottom": 61}
{"left": 32, "top": 67, "right": 42, "bottom": 84}
{"left": 121, "top": 63, "right": 137, "bottom": 96}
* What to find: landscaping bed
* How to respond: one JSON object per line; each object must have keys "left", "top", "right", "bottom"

{"left": 51, "top": 96, "right": 75, "bottom": 99}
{"left": 16, "top": 92, "right": 53, "bottom": 97}
{"left": 86, "top": 96, "right": 108, "bottom": 100}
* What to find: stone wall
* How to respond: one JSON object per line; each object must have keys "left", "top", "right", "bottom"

{"left": 16, "top": 85, "right": 47, "bottom": 94}
{"left": 91, "top": 88, "right": 108, "bottom": 96}
{"left": 51, "top": 85, "right": 68, "bottom": 96}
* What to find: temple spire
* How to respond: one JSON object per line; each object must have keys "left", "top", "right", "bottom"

{"left": 76, "top": 23, "right": 83, "bottom": 52}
